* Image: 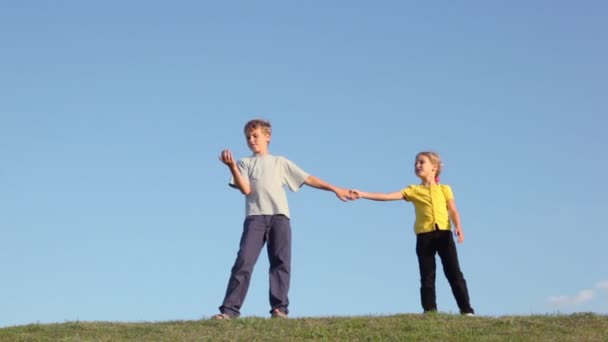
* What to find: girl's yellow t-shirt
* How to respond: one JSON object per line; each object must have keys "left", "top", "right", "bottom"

{"left": 401, "top": 184, "right": 454, "bottom": 234}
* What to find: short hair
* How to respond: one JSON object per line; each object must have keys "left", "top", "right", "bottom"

{"left": 244, "top": 119, "right": 272, "bottom": 136}
{"left": 416, "top": 151, "right": 443, "bottom": 178}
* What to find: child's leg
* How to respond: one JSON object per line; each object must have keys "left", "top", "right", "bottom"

{"left": 219, "top": 215, "right": 268, "bottom": 317}
{"left": 416, "top": 232, "right": 438, "bottom": 312}
{"left": 437, "top": 231, "right": 474, "bottom": 314}
{"left": 266, "top": 214, "right": 292, "bottom": 315}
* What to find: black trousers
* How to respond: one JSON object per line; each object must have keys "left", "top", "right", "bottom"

{"left": 416, "top": 229, "right": 474, "bottom": 314}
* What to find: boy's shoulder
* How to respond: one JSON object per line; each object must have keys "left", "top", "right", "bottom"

{"left": 239, "top": 154, "right": 292, "bottom": 165}
{"left": 240, "top": 154, "right": 287, "bottom": 160}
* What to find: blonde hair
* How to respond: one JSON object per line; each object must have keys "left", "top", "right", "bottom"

{"left": 416, "top": 151, "right": 443, "bottom": 181}
{"left": 244, "top": 119, "right": 272, "bottom": 136}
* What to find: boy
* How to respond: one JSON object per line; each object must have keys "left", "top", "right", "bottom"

{"left": 213, "top": 119, "right": 352, "bottom": 319}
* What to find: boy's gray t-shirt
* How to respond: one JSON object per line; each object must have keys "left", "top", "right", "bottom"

{"left": 229, "top": 154, "right": 310, "bottom": 218}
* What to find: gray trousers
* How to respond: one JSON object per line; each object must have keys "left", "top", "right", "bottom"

{"left": 219, "top": 214, "right": 291, "bottom": 317}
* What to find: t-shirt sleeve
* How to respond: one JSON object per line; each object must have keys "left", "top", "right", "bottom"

{"left": 441, "top": 184, "right": 454, "bottom": 200}
{"left": 282, "top": 158, "right": 310, "bottom": 192}
{"left": 401, "top": 185, "right": 414, "bottom": 201}
{"left": 228, "top": 160, "right": 248, "bottom": 189}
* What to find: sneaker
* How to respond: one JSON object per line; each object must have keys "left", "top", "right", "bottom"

{"left": 271, "top": 308, "right": 288, "bottom": 319}
{"left": 463, "top": 312, "right": 475, "bottom": 317}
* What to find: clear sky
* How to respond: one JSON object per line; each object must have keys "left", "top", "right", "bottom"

{"left": 1, "top": 1, "right": 607, "bottom": 328}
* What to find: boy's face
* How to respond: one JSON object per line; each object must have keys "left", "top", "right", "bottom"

{"left": 245, "top": 127, "right": 271, "bottom": 154}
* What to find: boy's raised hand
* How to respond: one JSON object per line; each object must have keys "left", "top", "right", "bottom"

{"left": 219, "top": 149, "right": 237, "bottom": 168}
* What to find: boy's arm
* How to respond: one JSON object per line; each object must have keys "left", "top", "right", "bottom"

{"left": 219, "top": 149, "right": 251, "bottom": 195}
{"left": 352, "top": 190, "right": 404, "bottom": 201}
{"left": 303, "top": 175, "right": 352, "bottom": 201}
{"left": 446, "top": 198, "right": 464, "bottom": 243}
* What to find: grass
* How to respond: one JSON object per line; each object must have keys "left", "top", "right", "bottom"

{"left": 1, "top": 312, "right": 607, "bottom": 341}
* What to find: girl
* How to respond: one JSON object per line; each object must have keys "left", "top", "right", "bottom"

{"left": 352, "top": 151, "right": 475, "bottom": 315}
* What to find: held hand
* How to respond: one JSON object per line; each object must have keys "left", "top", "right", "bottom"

{"left": 334, "top": 187, "right": 354, "bottom": 202}
{"left": 219, "top": 149, "right": 237, "bottom": 168}
{"left": 350, "top": 190, "right": 362, "bottom": 199}
{"left": 454, "top": 228, "right": 464, "bottom": 243}
{"left": 346, "top": 189, "right": 358, "bottom": 200}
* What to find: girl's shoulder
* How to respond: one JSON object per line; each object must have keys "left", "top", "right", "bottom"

{"left": 406, "top": 183, "right": 452, "bottom": 189}
{"left": 438, "top": 184, "right": 455, "bottom": 199}
{"left": 405, "top": 183, "right": 453, "bottom": 193}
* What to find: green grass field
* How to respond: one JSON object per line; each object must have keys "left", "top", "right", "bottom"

{"left": 1, "top": 312, "right": 606, "bottom": 341}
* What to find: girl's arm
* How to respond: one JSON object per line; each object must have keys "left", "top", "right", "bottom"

{"left": 446, "top": 199, "right": 464, "bottom": 243}
{"left": 352, "top": 190, "right": 404, "bottom": 201}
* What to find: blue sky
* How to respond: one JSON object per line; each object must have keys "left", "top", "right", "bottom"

{"left": 1, "top": 1, "right": 607, "bottom": 328}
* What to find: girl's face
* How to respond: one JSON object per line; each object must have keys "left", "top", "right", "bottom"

{"left": 245, "top": 127, "right": 271, "bottom": 154}
{"left": 414, "top": 155, "right": 437, "bottom": 179}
